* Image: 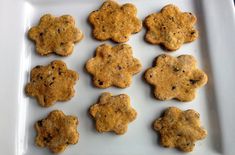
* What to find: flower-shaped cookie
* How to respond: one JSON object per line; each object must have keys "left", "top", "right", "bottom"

{"left": 86, "top": 44, "right": 142, "bottom": 88}
{"left": 89, "top": 92, "right": 137, "bottom": 135}
{"left": 28, "top": 14, "right": 83, "bottom": 56}
{"left": 145, "top": 54, "right": 207, "bottom": 101}
{"left": 89, "top": 0, "right": 142, "bottom": 43}
{"left": 144, "top": 4, "right": 198, "bottom": 51}
{"left": 153, "top": 107, "right": 207, "bottom": 152}
{"left": 35, "top": 110, "right": 79, "bottom": 153}
{"left": 25, "top": 60, "right": 79, "bottom": 107}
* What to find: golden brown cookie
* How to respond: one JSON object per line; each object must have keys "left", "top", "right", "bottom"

{"left": 28, "top": 14, "right": 83, "bottom": 56}
{"left": 145, "top": 54, "right": 207, "bottom": 101}
{"left": 144, "top": 4, "right": 198, "bottom": 51}
{"left": 89, "top": 0, "right": 142, "bottom": 43}
{"left": 25, "top": 60, "right": 79, "bottom": 107}
{"left": 35, "top": 110, "right": 79, "bottom": 153}
{"left": 89, "top": 92, "right": 137, "bottom": 135}
{"left": 86, "top": 44, "right": 142, "bottom": 88}
{"left": 153, "top": 107, "right": 207, "bottom": 152}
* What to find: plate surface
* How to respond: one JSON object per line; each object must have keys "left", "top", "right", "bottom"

{"left": 0, "top": 0, "right": 235, "bottom": 155}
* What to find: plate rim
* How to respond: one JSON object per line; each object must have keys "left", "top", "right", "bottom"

{"left": 0, "top": 0, "right": 235, "bottom": 155}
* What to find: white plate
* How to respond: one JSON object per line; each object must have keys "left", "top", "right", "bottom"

{"left": 0, "top": 0, "right": 235, "bottom": 155}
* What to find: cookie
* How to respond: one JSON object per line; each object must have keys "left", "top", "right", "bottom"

{"left": 88, "top": 0, "right": 142, "bottom": 43}
{"left": 89, "top": 92, "right": 137, "bottom": 135}
{"left": 28, "top": 14, "right": 83, "bottom": 56}
{"left": 145, "top": 54, "right": 207, "bottom": 101}
{"left": 25, "top": 60, "right": 79, "bottom": 107}
{"left": 144, "top": 4, "right": 198, "bottom": 51}
{"left": 153, "top": 107, "right": 207, "bottom": 152}
{"left": 35, "top": 110, "right": 79, "bottom": 153}
{"left": 86, "top": 44, "right": 142, "bottom": 88}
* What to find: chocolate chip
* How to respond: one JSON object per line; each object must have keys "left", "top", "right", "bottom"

{"left": 173, "top": 66, "right": 180, "bottom": 72}
{"left": 177, "top": 134, "right": 182, "bottom": 137}
{"left": 98, "top": 80, "right": 103, "bottom": 85}
{"left": 117, "top": 65, "right": 122, "bottom": 70}
{"left": 39, "top": 32, "right": 43, "bottom": 36}
{"left": 37, "top": 120, "right": 43, "bottom": 127}
{"left": 43, "top": 97, "right": 47, "bottom": 103}
{"left": 99, "top": 82, "right": 103, "bottom": 85}
{"left": 169, "top": 16, "right": 175, "bottom": 21}
{"left": 161, "top": 24, "right": 166, "bottom": 30}
{"left": 191, "top": 31, "right": 195, "bottom": 35}
{"left": 172, "top": 86, "right": 176, "bottom": 90}
{"left": 189, "top": 79, "right": 199, "bottom": 84}
{"left": 43, "top": 134, "right": 52, "bottom": 143}
{"left": 102, "top": 26, "right": 106, "bottom": 32}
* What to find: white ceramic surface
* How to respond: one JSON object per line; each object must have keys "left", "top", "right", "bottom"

{"left": 0, "top": 0, "right": 235, "bottom": 155}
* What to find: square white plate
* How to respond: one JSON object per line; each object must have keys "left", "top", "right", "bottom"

{"left": 0, "top": 0, "right": 235, "bottom": 155}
